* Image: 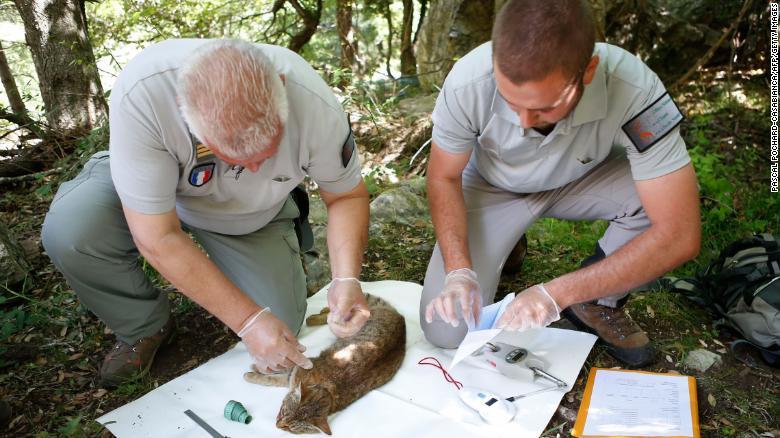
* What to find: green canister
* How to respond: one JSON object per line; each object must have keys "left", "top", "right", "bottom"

{"left": 224, "top": 400, "right": 252, "bottom": 424}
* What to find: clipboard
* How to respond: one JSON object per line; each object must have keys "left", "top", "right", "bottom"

{"left": 572, "top": 367, "right": 700, "bottom": 438}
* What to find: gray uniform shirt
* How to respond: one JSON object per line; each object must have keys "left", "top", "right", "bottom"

{"left": 109, "top": 39, "right": 361, "bottom": 235}
{"left": 432, "top": 42, "right": 690, "bottom": 193}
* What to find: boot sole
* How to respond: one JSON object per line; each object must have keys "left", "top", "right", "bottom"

{"left": 562, "top": 308, "right": 656, "bottom": 367}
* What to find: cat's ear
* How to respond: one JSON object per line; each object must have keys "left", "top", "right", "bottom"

{"left": 293, "top": 379, "right": 303, "bottom": 399}
{"left": 311, "top": 416, "right": 332, "bottom": 435}
{"left": 288, "top": 366, "right": 301, "bottom": 392}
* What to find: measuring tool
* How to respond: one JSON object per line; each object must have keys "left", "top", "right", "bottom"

{"left": 184, "top": 409, "right": 229, "bottom": 438}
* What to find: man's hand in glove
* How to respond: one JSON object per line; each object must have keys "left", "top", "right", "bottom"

{"left": 425, "top": 268, "right": 483, "bottom": 328}
{"left": 327, "top": 278, "right": 371, "bottom": 338}
{"left": 496, "top": 284, "right": 561, "bottom": 331}
{"left": 238, "top": 307, "right": 313, "bottom": 373}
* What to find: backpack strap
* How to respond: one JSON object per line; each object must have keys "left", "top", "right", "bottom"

{"left": 662, "top": 276, "right": 711, "bottom": 306}
{"left": 730, "top": 339, "right": 780, "bottom": 367}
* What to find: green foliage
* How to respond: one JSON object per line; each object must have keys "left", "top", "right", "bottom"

{"left": 0, "top": 280, "right": 45, "bottom": 344}
{"left": 682, "top": 87, "right": 777, "bottom": 266}
{"left": 34, "top": 125, "right": 110, "bottom": 203}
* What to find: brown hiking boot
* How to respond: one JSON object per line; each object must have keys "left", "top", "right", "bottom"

{"left": 563, "top": 302, "right": 655, "bottom": 367}
{"left": 501, "top": 234, "right": 528, "bottom": 276}
{"left": 99, "top": 318, "right": 175, "bottom": 387}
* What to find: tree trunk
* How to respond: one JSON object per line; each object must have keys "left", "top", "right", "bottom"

{"left": 12, "top": 0, "right": 107, "bottom": 138}
{"left": 336, "top": 0, "right": 356, "bottom": 84}
{"left": 0, "top": 220, "right": 30, "bottom": 287}
{"left": 416, "top": 0, "right": 494, "bottom": 91}
{"left": 384, "top": 0, "right": 394, "bottom": 79}
{"left": 0, "top": 42, "right": 27, "bottom": 117}
{"left": 399, "top": 0, "right": 416, "bottom": 76}
{"left": 0, "top": 41, "right": 42, "bottom": 138}
{"left": 284, "top": 0, "right": 323, "bottom": 53}
{"left": 413, "top": 0, "right": 428, "bottom": 44}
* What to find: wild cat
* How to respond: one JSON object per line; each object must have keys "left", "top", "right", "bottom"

{"left": 244, "top": 294, "right": 406, "bottom": 435}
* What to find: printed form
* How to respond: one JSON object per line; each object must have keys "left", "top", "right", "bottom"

{"left": 582, "top": 369, "right": 695, "bottom": 437}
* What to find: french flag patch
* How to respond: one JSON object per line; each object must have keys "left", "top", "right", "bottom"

{"left": 189, "top": 163, "right": 215, "bottom": 187}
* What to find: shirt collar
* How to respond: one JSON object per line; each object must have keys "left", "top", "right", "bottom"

{"left": 570, "top": 57, "right": 607, "bottom": 127}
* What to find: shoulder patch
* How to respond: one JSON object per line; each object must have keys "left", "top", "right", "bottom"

{"left": 189, "top": 162, "right": 215, "bottom": 187}
{"left": 621, "top": 92, "right": 684, "bottom": 153}
{"left": 341, "top": 127, "right": 356, "bottom": 168}
{"left": 196, "top": 143, "right": 214, "bottom": 161}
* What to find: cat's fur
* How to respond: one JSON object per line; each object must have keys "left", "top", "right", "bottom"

{"left": 244, "top": 294, "right": 406, "bottom": 435}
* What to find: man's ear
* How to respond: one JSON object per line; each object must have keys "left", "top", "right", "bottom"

{"left": 582, "top": 55, "right": 600, "bottom": 85}
{"left": 279, "top": 74, "right": 286, "bottom": 85}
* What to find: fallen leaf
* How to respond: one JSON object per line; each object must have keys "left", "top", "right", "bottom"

{"left": 712, "top": 339, "right": 725, "bottom": 347}
{"left": 60, "top": 325, "right": 67, "bottom": 337}
{"left": 699, "top": 339, "right": 708, "bottom": 348}
{"left": 646, "top": 305, "right": 655, "bottom": 318}
{"left": 707, "top": 393, "right": 716, "bottom": 407}
{"left": 716, "top": 348, "right": 727, "bottom": 354}
{"left": 666, "top": 354, "right": 673, "bottom": 363}
{"left": 68, "top": 353, "right": 84, "bottom": 361}
{"left": 94, "top": 388, "right": 108, "bottom": 398}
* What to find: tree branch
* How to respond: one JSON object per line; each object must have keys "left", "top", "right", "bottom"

{"left": 0, "top": 167, "right": 59, "bottom": 186}
{"left": 670, "top": 0, "right": 754, "bottom": 91}
{"left": 0, "top": 109, "right": 44, "bottom": 138}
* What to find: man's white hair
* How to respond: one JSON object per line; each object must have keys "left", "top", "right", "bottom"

{"left": 177, "top": 39, "right": 288, "bottom": 160}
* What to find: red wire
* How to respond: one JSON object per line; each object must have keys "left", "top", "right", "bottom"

{"left": 417, "top": 356, "right": 463, "bottom": 390}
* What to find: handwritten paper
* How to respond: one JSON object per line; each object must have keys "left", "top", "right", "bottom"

{"left": 582, "top": 369, "right": 695, "bottom": 437}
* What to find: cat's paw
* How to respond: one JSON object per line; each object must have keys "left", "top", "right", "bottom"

{"left": 305, "top": 307, "right": 330, "bottom": 326}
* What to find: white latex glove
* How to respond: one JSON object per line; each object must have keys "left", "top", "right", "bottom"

{"left": 496, "top": 284, "right": 562, "bottom": 331}
{"left": 238, "top": 308, "right": 313, "bottom": 373}
{"left": 327, "top": 278, "right": 371, "bottom": 338}
{"left": 425, "top": 268, "right": 483, "bottom": 328}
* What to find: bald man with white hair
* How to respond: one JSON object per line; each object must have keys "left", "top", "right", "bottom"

{"left": 41, "top": 39, "right": 370, "bottom": 387}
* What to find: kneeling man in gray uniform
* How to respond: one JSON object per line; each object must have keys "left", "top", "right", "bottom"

{"left": 421, "top": 0, "right": 701, "bottom": 366}
{"left": 42, "top": 39, "right": 370, "bottom": 386}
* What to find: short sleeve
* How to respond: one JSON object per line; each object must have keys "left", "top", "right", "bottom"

{"left": 109, "top": 92, "right": 179, "bottom": 214}
{"left": 305, "top": 108, "right": 362, "bottom": 194}
{"left": 431, "top": 80, "right": 479, "bottom": 154}
{"left": 620, "top": 74, "right": 691, "bottom": 181}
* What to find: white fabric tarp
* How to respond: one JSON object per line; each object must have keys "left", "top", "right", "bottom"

{"left": 98, "top": 280, "right": 596, "bottom": 438}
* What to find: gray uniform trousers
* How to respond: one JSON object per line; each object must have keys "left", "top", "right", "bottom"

{"left": 420, "top": 148, "right": 651, "bottom": 348}
{"left": 41, "top": 152, "right": 307, "bottom": 345}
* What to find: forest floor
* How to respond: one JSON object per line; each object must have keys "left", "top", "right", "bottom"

{"left": 0, "top": 71, "right": 778, "bottom": 437}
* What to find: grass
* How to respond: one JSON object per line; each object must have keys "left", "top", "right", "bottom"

{"left": 0, "top": 71, "right": 777, "bottom": 436}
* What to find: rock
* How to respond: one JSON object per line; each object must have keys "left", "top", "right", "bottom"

{"left": 683, "top": 349, "right": 722, "bottom": 373}
{"left": 301, "top": 178, "right": 430, "bottom": 295}
{"left": 556, "top": 405, "right": 578, "bottom": 423}
{"left": 396, "top": 94, "right": 437, "bottom": 117}
{"left": 369, "top": 181, "right": 429, "bottom": 234}
{"left": 303, "top": 195, "right": 330, "bottom": 296}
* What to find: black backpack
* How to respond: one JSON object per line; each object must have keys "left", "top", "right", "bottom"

{"left": 664, "top": 233, "right": 780, "bottom": 367}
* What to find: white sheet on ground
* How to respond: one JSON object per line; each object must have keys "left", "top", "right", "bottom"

{"left": 98, "top": 281, "right": 596, "bottom": 438}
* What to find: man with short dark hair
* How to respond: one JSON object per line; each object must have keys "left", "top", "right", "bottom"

{"left": 420, "top": 0, "right": 701, "bottom": 366}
